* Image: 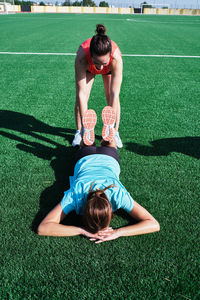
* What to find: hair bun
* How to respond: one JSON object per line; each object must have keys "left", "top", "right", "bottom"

{"left": 96, "top": 24, "right": 106, "bottom": 36}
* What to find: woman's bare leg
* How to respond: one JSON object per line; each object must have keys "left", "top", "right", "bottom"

{"left": 75, "top": 72, "right": 95, "bottom": 131}
{"left": 102, "top": 74, "right": 120, "bottom": 132}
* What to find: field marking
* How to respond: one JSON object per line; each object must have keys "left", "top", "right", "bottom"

{"left": 0, "top": 52, "right": 200, "bottom": 58}
{"left": 123, "top": 54, "right": 200, "bottom": 58}
{"left": 126, "top": 18, "right": 200, "bottom": 25}
{"left": 0, "top": 52, "right": 76, "bottom": 56}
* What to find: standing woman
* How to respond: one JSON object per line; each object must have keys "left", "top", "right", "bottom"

{"left": 72, "top": 24, "right": 123, "bottom": 148}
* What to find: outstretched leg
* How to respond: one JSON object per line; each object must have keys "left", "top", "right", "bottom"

{"left": 102, "top": 74, "right": 123, "bottom": 148}
{"left": 82, "top": 109, "right": 97, "bottom": 146}
{"left": 73, "top": 71, "right": 95, "bottom": 147}
{"left": 101, "top": 106, "right": 117, "bottom": 149}
{"left": 102, "top": 74, "right": 120, "bottom": 132}
{"left": 101, "top": 106, "right": 116, "bottom": 142}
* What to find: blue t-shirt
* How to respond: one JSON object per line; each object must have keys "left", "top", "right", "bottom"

{"left": 60, "top": 154, "right": 134, "bottom": 215}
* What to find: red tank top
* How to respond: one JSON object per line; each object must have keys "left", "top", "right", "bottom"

{"left": 81, "top": 38, "right": 121, "bottom": 75}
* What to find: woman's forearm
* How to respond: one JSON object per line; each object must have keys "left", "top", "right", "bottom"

{"left": 116, "top": 219, "right": 160, "bottom": 237}
{"left": 38, "top": 222, "right": 84, "bottom": 237}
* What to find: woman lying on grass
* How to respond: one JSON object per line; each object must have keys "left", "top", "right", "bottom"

{"left": 38, "top": 107, "right": 160, "bottom": 243}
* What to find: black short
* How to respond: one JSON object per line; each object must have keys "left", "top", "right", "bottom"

{"left": 74, "top": 146, "right": 119, "bottom": 165}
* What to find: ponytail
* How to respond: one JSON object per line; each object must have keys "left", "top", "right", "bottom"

{"left": 96, "top": 24, "right": 106, "bottom": 36}
{"left": 90, "top": 24, "right": 112, "bottom": 57}
{"left": 87, "top": 182, "right": 115, "bottom": 201}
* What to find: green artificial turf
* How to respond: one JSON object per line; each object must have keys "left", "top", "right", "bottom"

{"left": 0, "top": 13, "right": 200, "bottom": 299}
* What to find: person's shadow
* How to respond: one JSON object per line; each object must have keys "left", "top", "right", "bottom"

{"left": 125, "top": 137, "right": 200, "bottom": 159}
{"left": 0, "top": 110, "right": 138, "bottom": 232}
{"left": 0, "top": 110, "right": 82, "bottom": 231}
{"left": 3, "top": 110, "right": 198, "bottom": 233}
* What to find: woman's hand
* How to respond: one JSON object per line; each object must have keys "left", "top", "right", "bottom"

{"left": 89, "top": 227, "right": 120, "bottom": 244}
{"left": 81, "top": 228, "right": 105, "bottom": 240}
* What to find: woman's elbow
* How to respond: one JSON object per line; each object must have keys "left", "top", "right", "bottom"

{"left": 153, "top": 219, "right": 160, "bottom": 232}
{"left": 37, "top": 222, "right": 46, "bottom": 236}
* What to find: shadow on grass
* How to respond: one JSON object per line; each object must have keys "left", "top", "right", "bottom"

{"left": 0, "top": 110, "right": 82, "bottom": 231}
{"left": 4, "top": 111, "right": 196, "bottom": 234}
{"left": 0, "top": 110, "right": 138, "bottom": 233}
{"left": 125, "top": 137, "right": 200, "bottom": 159}
{"left": 115, "top": 209, "right": 138, "bottom": 226}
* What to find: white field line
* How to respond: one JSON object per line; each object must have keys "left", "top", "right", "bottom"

{"left": 0, "top": 52, "right": 200, "bottom": 58}
{"left": 0, "top": 52, "right": 75, "bottom": 56}
{"left": 126, "top": 18, "right": 200, "bottom": 25}
{"left": 123, "top": 54, "right": 200, "bottom": 58}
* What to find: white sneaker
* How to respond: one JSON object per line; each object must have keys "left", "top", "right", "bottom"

{"left": 115, "top": 132, "right": 123, "bottom": 148}
{"left": 101, "top": 106, "right": 116, "bottom": 142}
{"left": 72, "top": 130, "right": 82, "bottom": 147}
{"left": 82, "top": 109, "right": 97, "bottom": 146}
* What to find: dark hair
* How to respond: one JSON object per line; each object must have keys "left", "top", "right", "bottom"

{"left": 83, "top": 183, "right": 115, "bottom": 233}
{"left": 90, "top": 24, "right": 112, "bottom": 57}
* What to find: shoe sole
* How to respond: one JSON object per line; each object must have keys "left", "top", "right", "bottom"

{"left": 82, "top": 109, "right": 97, "bottom": 146}
{"left": 102, "top": 106, "right": 116, "bottom": 141}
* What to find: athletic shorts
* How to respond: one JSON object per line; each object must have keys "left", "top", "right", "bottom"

{"left": 74, "top": 146, "right": 119, "bottom": 165}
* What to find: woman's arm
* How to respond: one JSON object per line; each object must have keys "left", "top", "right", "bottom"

{"left": 109, "top": 50, "right": 123, "bottom": 113}
{"left": 75, "top": 47, "right": 90, "bottom": 118}
{"left": 37, "top": 204, "right": 84, "bottom": 237}
{"left": 91, "top": 201, "right": 160, "bottom": 243}
{"left": 37, "top": 203, "right": 104, "bottom": 239}
{"left": 117, "top": 201, "right": 160, "bottom": 237}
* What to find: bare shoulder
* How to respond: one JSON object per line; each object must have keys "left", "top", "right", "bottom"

{"left": 113, "top": 47, "right": 122, "bottom": 62}
{"left": 110, "top": 48, "right": 123, "bottom": 72}
{"left": 75, "top": 46, "right": 88, "bottom": 69}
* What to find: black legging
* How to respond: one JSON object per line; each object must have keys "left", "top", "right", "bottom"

{"left": 74, "top": 146, "right": 119, "bottom": 166}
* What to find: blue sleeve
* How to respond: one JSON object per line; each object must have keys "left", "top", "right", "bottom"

{"left": 60, "top": 189, "right": 75, "bottom": 215}
{"left": 111, "top": 187, "right": 134, "bottom": 213}
{"left": 120, "top": 191, "right": 134, "bottom": 213}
